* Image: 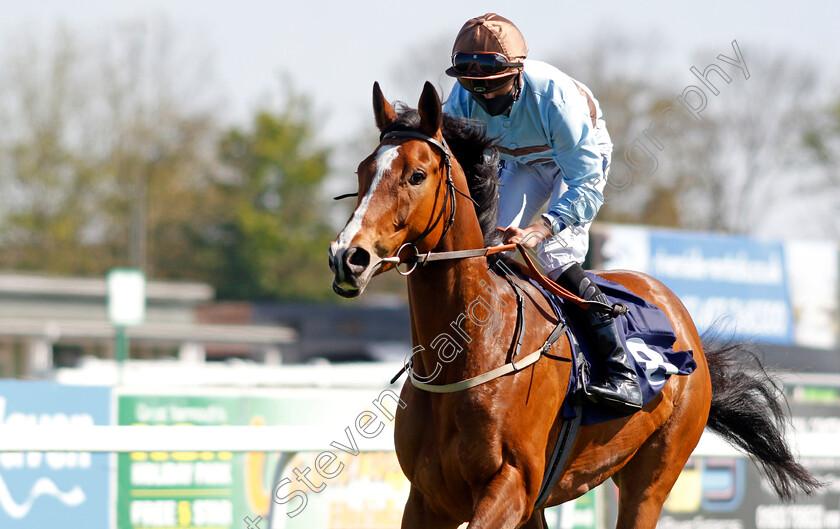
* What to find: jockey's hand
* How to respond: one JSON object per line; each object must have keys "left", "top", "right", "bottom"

{"left": 502, "top": 218, "right": 554, "bottom": 249}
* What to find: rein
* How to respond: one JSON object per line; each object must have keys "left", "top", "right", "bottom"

{"left": 387, "top": 241, "right": 618, "bottom": 315}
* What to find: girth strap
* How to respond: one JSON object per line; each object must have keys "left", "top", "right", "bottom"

{"left": 534, "top": 340, "right": 587, "bottom": 509}
{"left": 406, "top": 320, "right": 568, "bottom": 393}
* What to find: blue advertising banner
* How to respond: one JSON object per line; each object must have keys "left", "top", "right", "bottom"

{"left": 647, "top": 230, "right": 794, "bottom": 344}
{"left": 0, "top": 380, "right": 111, "bottom": 528}
{"left": 599, "top": 226, "right": 797, "bottom": 345}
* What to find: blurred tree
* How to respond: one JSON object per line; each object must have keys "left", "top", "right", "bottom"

{"left": 390, "top": 35, "right": 454, "bottom": 106}
{"left": 553, "top": 38, "right": 829, "bottom": 238}
{"left": 210, "top": 85, "right": 335, "bottom": 300}
{"left": 803, "top": 96, "right": 840, "bottom": 236}
{"left": 339, "top": 31, "right": 837, "bottom": 256}
{"left": 550, "top": 33, "right": 680, "bottom": 228}
{"left": 95, "top": 18, "right": 222, "bottom": 279}
{"left": 653, "top": 51, "right": 822, "bottom": 236}
{"left": 0, "top": 26, "right": 105, "bottom": 274}
{"left": 0, "top": 20, "right": 222, "bottom": 279}
{"left": 0, "top": 20, "right": 338, "bottom": 302}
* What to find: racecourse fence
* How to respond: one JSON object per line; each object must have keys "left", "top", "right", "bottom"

{"left": 0, "top": 426, "right": 834, "bottom": 456}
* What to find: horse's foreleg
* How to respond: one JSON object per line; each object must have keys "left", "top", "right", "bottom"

{"left": 401, "top": 485, "right": 462, "bottom": 529}
{"left": 467, "top": 464, "right": 530, "bottom": 529}
{"left": 519, "top": 509, "right": 548, "bottom": 529}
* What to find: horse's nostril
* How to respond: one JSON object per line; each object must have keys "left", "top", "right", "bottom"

{"left": 345, "top": 247, "right": 370, "bottom": 269}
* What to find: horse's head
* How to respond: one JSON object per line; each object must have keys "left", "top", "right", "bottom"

{"left": 329, "top": 81, "right": 469, "bottom": 298}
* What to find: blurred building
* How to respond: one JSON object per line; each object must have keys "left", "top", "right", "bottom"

{"left": 0, "top": 272, "right": 294, "bottom": 378}
{"left": 250, "top": 302, "right": 411, "bottom": 364}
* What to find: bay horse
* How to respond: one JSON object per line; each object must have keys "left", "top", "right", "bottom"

{"left": 328, "top": 81, "right": 819, "bottom": 528}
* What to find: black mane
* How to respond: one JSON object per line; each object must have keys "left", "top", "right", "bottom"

{"left": 381, "top": 106, "right": 503, "bottom": 247}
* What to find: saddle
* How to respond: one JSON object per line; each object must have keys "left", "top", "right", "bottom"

{"left": 521, "top": 269, "right": 697, "bottom": 424}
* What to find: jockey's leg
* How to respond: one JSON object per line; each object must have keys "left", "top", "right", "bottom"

{"left": 495, "top": 156, "right": 641, "bottom": 412}
{"left": 554, "top": 262, "right": 643, "bottom": 413}
{"left": 496, "top": 161, "right": 554, "bottom": 230}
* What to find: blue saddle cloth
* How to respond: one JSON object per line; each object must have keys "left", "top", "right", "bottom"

{"left": 529, "top": 273, "right": 696, "bottom": 425}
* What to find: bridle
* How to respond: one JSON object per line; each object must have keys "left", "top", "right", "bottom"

{"left": 376, "top": 130, "right": 478, "bottom": 275}
{"left": 333, "top": 128, "right": 482, "bottom": 275}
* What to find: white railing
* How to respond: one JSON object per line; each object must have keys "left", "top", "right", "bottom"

{"left": 0, "top": 425, "right": 395, "bottom": 453}
{"left": 0, "top": 427, "right": 833, "bottom": 457}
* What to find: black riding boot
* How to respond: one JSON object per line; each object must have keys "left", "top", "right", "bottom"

{"left": 556, "top": 263, "right": 643, "bottom": 414}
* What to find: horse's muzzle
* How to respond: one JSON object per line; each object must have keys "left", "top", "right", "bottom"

{"left": 328, "top": 245, "right": 374, "bottom": 298}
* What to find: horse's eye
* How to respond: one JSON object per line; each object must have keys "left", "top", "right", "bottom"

{"left": 409, "top": 171, "right": 426, "bottom": 185}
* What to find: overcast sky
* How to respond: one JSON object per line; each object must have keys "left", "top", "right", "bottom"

{"left": 2, "top": 0, "right": 838, "bottom": 142}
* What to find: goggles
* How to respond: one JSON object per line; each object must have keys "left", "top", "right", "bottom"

{"left": 457, "top": 74, "right": 516, "bottom": 95}
{"left": 450, "top": 52, "right": 523, "bottom": 76}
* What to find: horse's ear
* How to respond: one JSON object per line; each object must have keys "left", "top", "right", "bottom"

{"left": 418, "top": 81, "right": 442, "bottom": 138}
{"left": 373, "top": 82, "right": 397, "bottom": 132}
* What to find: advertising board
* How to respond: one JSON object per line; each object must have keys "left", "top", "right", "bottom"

{"left": 0, "top": 380, "right": 111, "bottom": 528}
{"left": 598, "top": 225, "right": 839, "bottom": 347}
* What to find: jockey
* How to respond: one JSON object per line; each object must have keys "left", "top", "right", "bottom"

{"left": 442, "top": 13, "right": 643, "bottom": 413}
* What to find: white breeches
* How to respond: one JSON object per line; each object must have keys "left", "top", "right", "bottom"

{"left": 496, "top": 120, "right": 613, "bottom": 278}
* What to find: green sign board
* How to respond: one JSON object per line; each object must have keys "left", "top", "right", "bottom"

{"left": 117, "top": 395, "right": 242, "bottom": 529}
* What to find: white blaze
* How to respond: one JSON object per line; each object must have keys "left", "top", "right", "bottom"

{"left": 335, "top": 144, "right": 399, "bottom": 249}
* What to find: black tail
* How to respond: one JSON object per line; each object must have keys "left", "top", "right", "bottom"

{"left": 705, "top": 339, "right": 823, "bottom": 501}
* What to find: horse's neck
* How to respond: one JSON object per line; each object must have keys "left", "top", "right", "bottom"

{"left": 406, "top": 184, "right": 487, "bottom": 319}
{"left": 406, "top": 212, "right": 516, "bottom": 380}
